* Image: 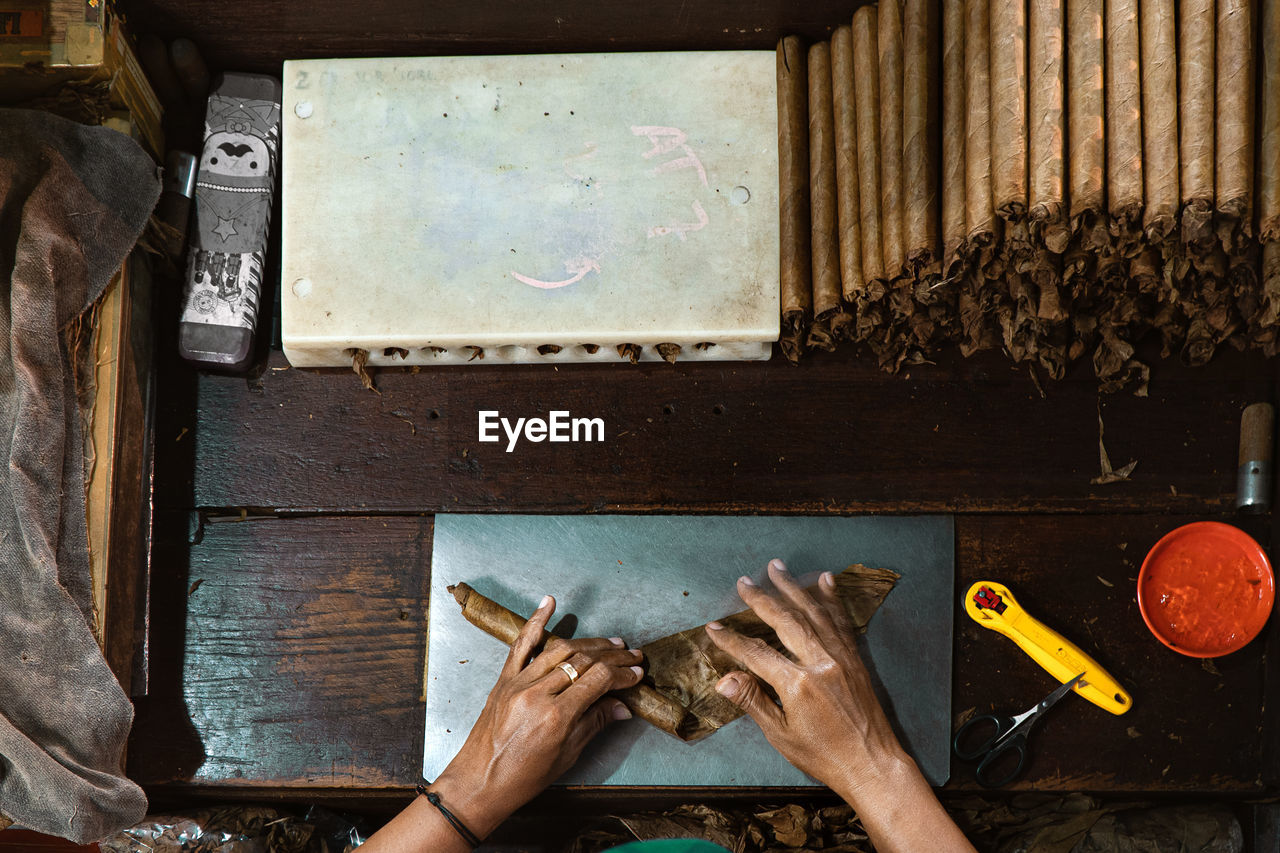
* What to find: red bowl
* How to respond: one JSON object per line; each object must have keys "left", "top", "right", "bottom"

{"left": 1137, "top": 522, "right": 1275, "bottom": 657}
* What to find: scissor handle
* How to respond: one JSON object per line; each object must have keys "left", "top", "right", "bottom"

{"left": 952, "top": 714, "right": 1014, "bottom": 761}
{"left": 973, "top": 734, "right": 1029, "bottom": 788}
{"left": 953, "top": 715, "right": 1031, "bottom": 788}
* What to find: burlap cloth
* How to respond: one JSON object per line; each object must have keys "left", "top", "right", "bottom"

{"left": 0, "top": 108, "right": 159, "bottom": 841}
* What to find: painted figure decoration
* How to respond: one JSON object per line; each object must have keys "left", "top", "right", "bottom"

{"left": 180, "top": 72, "right": 282, "bottom": 370}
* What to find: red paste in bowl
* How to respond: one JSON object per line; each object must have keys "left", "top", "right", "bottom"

{"left": 1138, "top": 522, "right": 1274, "bottom": 657}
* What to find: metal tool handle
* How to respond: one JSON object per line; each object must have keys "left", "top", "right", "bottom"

{"left": 952, "top": 714, "right": 1013, "bottom": 762}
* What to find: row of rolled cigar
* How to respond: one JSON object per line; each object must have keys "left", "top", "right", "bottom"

{"left": 778, "top": 0, "right": 1280, "bottom": 389}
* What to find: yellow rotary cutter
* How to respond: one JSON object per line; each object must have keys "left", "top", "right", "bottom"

{"left": 965, "top": 581, "right": 1132, "bottom": 715}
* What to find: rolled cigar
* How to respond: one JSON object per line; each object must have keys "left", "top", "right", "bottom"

{"left": 138, "top": 34, "right": 186, "bottom": 111}
{"left": 1067, "top": 0, "right": 1106, "bottom": 236}
{"left": 879, "top": 0, "right": 907, "bottom": 279}
{"left": 1106, "top": 0, "right": 1144, "bottom": 251}
{"left": 853, "top": 6, "right": 888, "bottom": 290}
{"left": 1028, "top": 0, "right": 1068, "bottom": 252}
{"left": 448, "top": 583, "right": 691, "bottom": 737}
{"left": 1260, "top": 0, "right": 1280, "bottom": 242}
{"left": 941, "top": 0, "right": 967, "bottom": 276}
{"left": 1236, "top": 403, "right": 1274, "bottom": 513}
{"left": 990, "top": 0, "right": 1029, "bottom": 221}
{"left": 831, "top": 26, "right": 866, "bottom": 302}
{"left": 809, "top": 41, "right": 842, "bottom": 320}
{"left": 1179, "top": 0, "right": 1216, "bottom": 250}
{"left": 778, "top": 36, "right": 812, "bottom": 362}
{"left": 962, "top": 0, "right": 998, "bottom": 355}
{"left": 156, "top": 151, "right": 198, "bottom": 267}
{"left": 903, "top": 0, "right": 940, "bottom": 273}
{"left": 1140, "top": 0, "right": 1180, "bottom": 242}
{"left": 170, "top": 37, "right": 211, "bottom": 102}
{"left": 964, "top": 0, "right": 996, "bottom": 250}
{"left": 1215, "top": 0, "right": 1254, "bottom": 250}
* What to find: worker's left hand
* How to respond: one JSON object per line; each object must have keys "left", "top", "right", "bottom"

{"left": 426, "top": 595, "right": 643, "bottom": 839}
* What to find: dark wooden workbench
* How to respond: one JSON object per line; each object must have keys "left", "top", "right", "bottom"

{"left": 119, "top": 0, "right": 1280, "bottom": 826}
{"left": 129, "top": 339, "right": 1280, "bottom": 810}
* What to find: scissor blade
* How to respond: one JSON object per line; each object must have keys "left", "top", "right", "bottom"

{"left": 1036, "top": 672, "right": 1086, "bottom": 715}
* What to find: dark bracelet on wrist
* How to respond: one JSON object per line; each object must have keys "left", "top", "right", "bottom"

{"left": 416, "top": 781, "right": 483, "bottom": 848}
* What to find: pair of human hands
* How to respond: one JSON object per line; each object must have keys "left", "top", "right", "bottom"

{"left": 432, "top": 559, "right": 903, "bottom": 837}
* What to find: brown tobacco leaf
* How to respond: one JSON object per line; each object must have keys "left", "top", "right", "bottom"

{"left": 344, "top": 347, "right": 380, "bottom": 395}
{"left": 640, "top": 564, "right": 899, "bottom": 741}
{"left": 1091, "top": 405, "right": 1138, "bottom": 485}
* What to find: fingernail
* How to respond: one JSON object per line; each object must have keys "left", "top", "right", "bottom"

{"left": 820, "top": 571, "right": 836, "bottom": 589}
{"left": 738, "top": 576, "right": 756, "bottom": 587}
{"left": 769, "top": 559, "right": 788, "bottom": 574}
{"left": 609, "top": 637, "right": 625, "bottom": 647}
{"left": 706, "top": 620, "right": 724, "bottom": 631}
{"left": 611, "top": 702, "right": 633, "bottom": 721}
{"left": 538, "top": 595, "right": 553, "bottom": 609}
{"left": 629, "top": 665, "right": 645, "bottom": 678}
{"left": 632, "top": 648, "right": 644, "bottom": 658}
{"left": 715, "top": 674, "right": 741, "bottom": 699}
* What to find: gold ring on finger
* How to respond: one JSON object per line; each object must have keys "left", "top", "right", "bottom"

{"left": 557, "top": 661, "right": 580, "bottom": 684}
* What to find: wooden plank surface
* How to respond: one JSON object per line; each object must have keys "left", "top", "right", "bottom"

{"left": 129, "top": 511, "right": 1270, "bottom": 794}
{"left": 130, "top": 514, "right": 432, "bottom": 787}
{"left": 154, "top": 348, "right": 1273, "bottom": 515}
{"left": 120, "top": 0, "right": 864, "bottom": 73}
{"left": 954, "top": 514, "right": 1269, "bottom": 793}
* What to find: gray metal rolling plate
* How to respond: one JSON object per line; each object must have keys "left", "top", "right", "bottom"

{"left": 424, "top": 514, "right": 953, "bottom": 786}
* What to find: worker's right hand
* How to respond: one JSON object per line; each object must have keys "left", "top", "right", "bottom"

{"left": 427, "top": 595, "right": 643, "bottom": 840}
{"left": 703, "top": 559, "right": 911, "bottom": 802}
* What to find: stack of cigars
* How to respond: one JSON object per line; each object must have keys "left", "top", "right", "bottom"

{"left": 778, "top": 0, "right": 1280, "bottom": 391}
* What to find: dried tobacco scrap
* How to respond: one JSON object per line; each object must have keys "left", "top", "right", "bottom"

{"left": 806, "top": 314, "right": 839, "bottom": 351}
{"left": 831, "top": 25, "right": 866, "bottom": 302}
{"left": 940, "top": 0, "right": 967, "bottom": 278}
{"left": 1215, "top": 0, "right": 1254, "bottom": 250}
{"left": 1262, "top": 243, "right": 1280, "bottom": 341}
{"left": 344, "top": 347, "right": 379, "bottom": 394}
{"left": 1141, "top": 0, "right": 1180, "bottom": 242}
{"left": 1092, "top": 405, "right": 1139, "bottom": 484}
{"left": 564, "top": 802, "right": 873, "bottom": 853}
{"left": 808, "top": 41, "right": 843, "bottom": 322}
{"left": 1106, "top": 0, "right": 1144, "bottom": 252}
{"left": 1179, "top": 0, "right": 1216, "bottom": 251}
{"left": 778, "top": 35, "right": 811, "bottom": 364}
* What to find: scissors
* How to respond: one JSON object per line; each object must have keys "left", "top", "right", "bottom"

{"left": 953, "top": 672, "right": 1085, "bottom": 788}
